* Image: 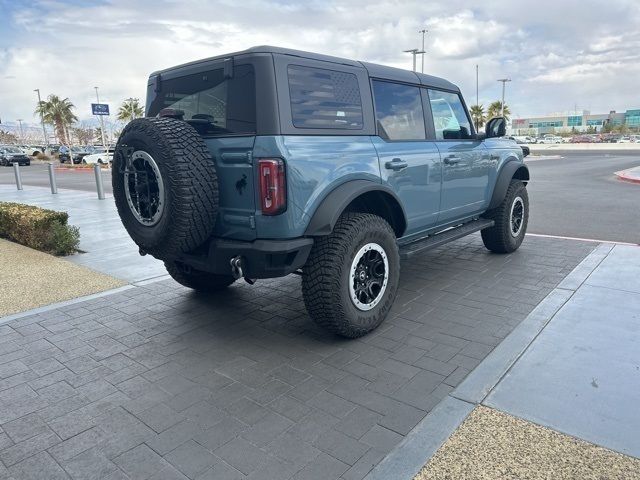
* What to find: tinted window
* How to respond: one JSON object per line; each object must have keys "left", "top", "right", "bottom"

{"left": 372, "top": 81, "right": 426, "bottom": 141}
{"left": 147, "top": 64, "right": 256, "bottom": 136}
{"left": 427, "top": 90, "right": 472, "bottom": 140}
{"left": 288, "top": 65, "right": 363, "bottom": 129}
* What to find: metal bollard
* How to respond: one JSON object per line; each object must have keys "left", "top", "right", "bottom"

{"left": 13, "top": 163, "right": 23, "bottom": 190}
{"left": 94, "top": 163, "right": 105, "bottom": 200}
{"left": 48, "top": 162, "right": 58, "bottom": 194}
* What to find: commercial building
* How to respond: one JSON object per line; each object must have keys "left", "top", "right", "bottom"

{"left": 510, "top": 109, "right": 640, "bottom": 135}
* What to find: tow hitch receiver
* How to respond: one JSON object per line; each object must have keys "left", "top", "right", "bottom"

{"left": 230, "top": 256, "right": 244, "bottom": 279}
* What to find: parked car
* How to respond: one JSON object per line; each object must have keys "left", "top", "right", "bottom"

{"left": 82, "top": 147, "right": 114, "bottom": 165}
{"left": 58, "top": 146, "right": 70, "bottom": 163}
{"left": 0, "top": 146, "right": 31, "bottom": 166}
{"left": 512, "top": 135, "right": 537, "bottom": 144}
{"left": 48, "top": 145, "right": 61, "bottom": 155}
{"left": 71, "top": 146, "right": 96, "bottom": 163}
{"left": 19, "top": 145, "right": 44, "bottom": 156}
{"left": 112, "top": 46, "right": 529, "bottom": 338}
{"left": 539, "top": 135, "right": 562, "bottom": 144}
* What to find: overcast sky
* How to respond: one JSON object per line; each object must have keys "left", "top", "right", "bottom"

{"left": 1, "top": 0, "right": 639, "bottom": 131}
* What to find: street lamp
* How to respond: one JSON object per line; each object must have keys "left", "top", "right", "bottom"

{"left": 497, "top": 78, "right": 511, "bottom": 117}
{"left": 94, "top": 86, "right": 107, "bottom": 147}
{"left": 404, "top": 48, "right": 425, "bottom": 72}
{"left": 33, "top": 88, "right": 48, "bottom": 148}
{"left": 127, "top": 97, "right": 136, "bottom": 121}
{"left": 17, "top": 119, "right": 24, "bottom": 144}
{"left": 418, "top": 29, "right": 428, "bottom": 73}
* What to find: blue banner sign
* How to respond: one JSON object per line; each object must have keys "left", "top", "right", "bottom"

{"left": 91, "top": 103, "right": 110, "bottom": 116}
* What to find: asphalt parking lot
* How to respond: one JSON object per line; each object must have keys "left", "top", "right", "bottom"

{"left": 1, "top": 151, "right": 638, "bottom": 243}
{"left": 0, "top": 235, "right": 594, "bottom": 480}
{"left": 526, "top": 150, "right": 640, "bottom": 243}
{"left": 0, "top": 163, "right": 113, "bottom": 195}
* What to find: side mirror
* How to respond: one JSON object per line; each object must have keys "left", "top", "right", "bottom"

{"left": 486, "top": 117, "right": 507, "bottom": 138}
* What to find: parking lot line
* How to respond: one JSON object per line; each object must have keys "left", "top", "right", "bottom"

{"left": 526, "top": 232, "right": 638, "bottom": 246}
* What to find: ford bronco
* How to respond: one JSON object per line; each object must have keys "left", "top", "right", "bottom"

{"left": 112, "top": 46, "right": 529, "bottom": 338}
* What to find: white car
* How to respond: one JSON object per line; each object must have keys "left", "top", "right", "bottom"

{"left": 540, "top": 135, "right": 562, "bottom": 144}
{"left": 82, "top": 147, "right": 114, "bottom": 165}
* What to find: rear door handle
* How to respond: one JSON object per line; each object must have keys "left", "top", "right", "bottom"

{"left": 385, "top": 158, "right": 408, "bottom": 171}
{"left": 443, "top": 155, "right": 460, "bottom": 165}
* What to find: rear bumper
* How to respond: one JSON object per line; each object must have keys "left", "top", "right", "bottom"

{"left": 173, "top": 237, "right": 314, "bottom": 279}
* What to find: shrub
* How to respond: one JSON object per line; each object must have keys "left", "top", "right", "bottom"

{"left": 0, "top": 202, "right": 80, "bottom": 256}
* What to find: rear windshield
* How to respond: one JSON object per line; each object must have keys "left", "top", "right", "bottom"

{"left": 147, "top": 64, "right": 256, "bottom": 136}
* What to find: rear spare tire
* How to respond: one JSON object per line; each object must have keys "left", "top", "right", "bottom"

{"left": 112, "top": 117, "right": 219, "bottom": 258}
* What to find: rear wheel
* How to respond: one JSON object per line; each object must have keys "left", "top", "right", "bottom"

{"left": 481, "top": 180, "right": 529, "bottom": 253}
{"left": 165, "top": 262, "right": 235, "bottom": 292}
{"left": 302, "top": 213, "right": 400, "bottom": 338}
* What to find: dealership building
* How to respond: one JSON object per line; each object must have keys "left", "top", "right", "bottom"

{"left": 510, "top": 109, "right": 640, "bottom": 135}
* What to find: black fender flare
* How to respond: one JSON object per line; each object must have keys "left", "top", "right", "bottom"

{"left": 488, "top": 161, "right": 530, "bottom": 209}
{"left": 304, "top": 180, "right": 407, "bottom": 237}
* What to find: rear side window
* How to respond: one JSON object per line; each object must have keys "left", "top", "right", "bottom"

{"left": 287, "top": 65, "right": 363, "bottom": 129}
{"left": 427, "top": 90, "right": 473, "bottom": 140}
{"left": 372, "top": 81, "right": 426, "bottom": 141}
{"left": 147, "top": 64, "right": 256, "bottom": 136}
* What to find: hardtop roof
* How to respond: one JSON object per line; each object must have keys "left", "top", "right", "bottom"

{"left": 150, "top": 45, "right": 459, "bottom": 92}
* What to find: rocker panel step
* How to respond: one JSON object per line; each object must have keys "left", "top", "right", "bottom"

{"left": 399, "top": 219, "right": 495, "bottom": 259}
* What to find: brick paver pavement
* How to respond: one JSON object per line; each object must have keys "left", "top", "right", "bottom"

{"left": 0, "top": 235, "right": 594, "bottom": 479}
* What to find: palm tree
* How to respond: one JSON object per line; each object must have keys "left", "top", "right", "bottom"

{"left": 34, "top": 94, "right": 77, "bottom": 145}
{"left": 117, "top": 98, "right": 144, "bottom": 123}
{"left": 469, "top": 104, "right": 486, "bottom": 129}
{"left": 487, "top": 101, "right": 511, "bottom": 121}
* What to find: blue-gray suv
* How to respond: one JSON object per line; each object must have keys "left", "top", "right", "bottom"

{"left": 113, "top": 46, "right": 530, "bottom": 338}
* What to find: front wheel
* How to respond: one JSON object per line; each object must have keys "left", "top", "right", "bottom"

{"left": 481, "top": 180, "right": 529, "bottom": 253}
{"left": 302, "top": 213, "right": 400, "bottom": 338}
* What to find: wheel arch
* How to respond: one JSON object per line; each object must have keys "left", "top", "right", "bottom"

{"left": 304, "top": 180, "right": 407, "bottom": 238}
{"left": 488, "top": 160, "right": 529, "bottom": 210}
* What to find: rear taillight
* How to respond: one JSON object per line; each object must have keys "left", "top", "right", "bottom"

{"left": 258, "top": 158, "right": 286, "bottom": 215}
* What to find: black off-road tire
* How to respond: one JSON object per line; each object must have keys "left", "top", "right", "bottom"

{"left": 481, "top": 180, "right": 529, "bottom": 253}
{"left": 112, "top": 117, "right": 218, "bottom": 259}
{"left": 164, "top": 262, "right": 235, "bottom": 292}
{"left": 302, "top": 213, "right": 400, "bottom": 338}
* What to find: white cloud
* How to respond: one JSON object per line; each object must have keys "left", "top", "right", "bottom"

{"left": 1, "top": 0, "right": 639, "bottom": 131}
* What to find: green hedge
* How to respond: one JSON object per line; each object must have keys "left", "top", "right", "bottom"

{"left": 0, "top": 202, "right": 80, "bottom": 256}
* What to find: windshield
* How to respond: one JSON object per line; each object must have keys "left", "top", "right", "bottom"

{"left": 3, "top": 146, "right": 22, "bottom": 154}
{"left": 147, "top": 64, "right": 256, "bottom": 136}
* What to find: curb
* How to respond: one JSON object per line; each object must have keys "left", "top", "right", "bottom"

{"left": 524, "top": 155, "right": 563, "bottom": 162}
{"left": 364, "top": 242, "right": 613, "bottom": 480}
{"left": 0, "top": 284, "right": 135, "bottom": 327}
{"left": 615, "top": 168, "right": 640, "bottom": 184}
{"left": 54, "top": 167, "right": 111, "bottom": 173}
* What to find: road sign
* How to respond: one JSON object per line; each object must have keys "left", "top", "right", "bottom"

{"left": 91, "top": 103, "right": 110, "bottom": 116}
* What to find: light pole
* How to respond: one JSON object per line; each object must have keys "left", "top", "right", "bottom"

{"left": 404, "top": 48, "right": 425, "bottom": 72}
{"left": 419, "top": 29, "right": 428, "bottom": 73}
{"left": 127, "top": 98, "right": 136, "bottom": 121}
{"left": 33, "top": 89, "right": 48, "bottom": 148}
{"left": 94, "top": 86, "right": 108, "bottom": 147}
{"left": 17, "top": 119, "right": 24, "bottom": 144}
{"left": 497, "top": 78, "right": 511, "bottom": 117}
{"left": 475, "top": 65, "right": 479, "bottom": 131}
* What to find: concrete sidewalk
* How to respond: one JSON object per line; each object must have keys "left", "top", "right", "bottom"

{"left": 369, "top": 242, "right": 640, "bottom": 479}
{"left": 0, "top": 185, "right": 166, "bottom": 283}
